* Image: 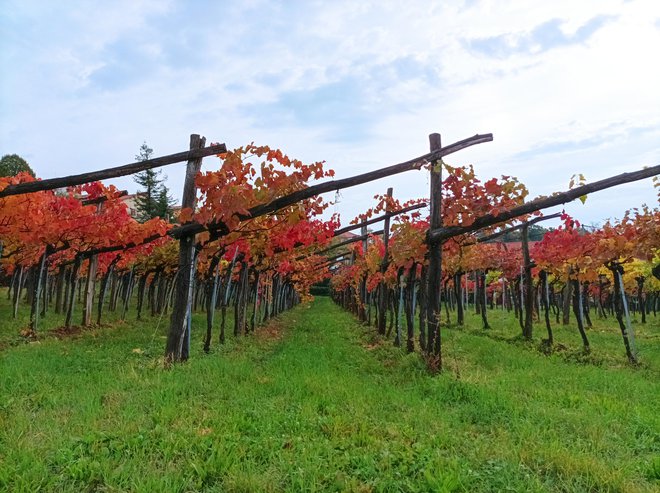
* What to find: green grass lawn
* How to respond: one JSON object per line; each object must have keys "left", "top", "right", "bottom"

{"left": 0, "top": 292, "right": 658, "bottom": 492}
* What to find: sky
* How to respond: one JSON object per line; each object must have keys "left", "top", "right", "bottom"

{"left": 1, "top": 0, "right": 659, "bottom": 229}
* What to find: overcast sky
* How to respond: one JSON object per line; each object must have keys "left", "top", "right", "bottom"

{"left": 2, "top": 0, "right": 659, "bottom": 228}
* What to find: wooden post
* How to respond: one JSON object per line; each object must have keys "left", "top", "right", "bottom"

{"left": 479, "top": 270, "right": 490, "bottom": 329}
{"left": 377, "top": 187, "right": 393, "bottom": 335}
{"left": 65, "top": 255, "right": 81, "bottom": 327}
{"left": 251, "top": 271, "right": 260, "bottom": 332}
{"left": 165, "top": 134, "right": 206, "bottom": 364}
{"left": 7, "top": 265, "right": 16, "bottom": 302}
{"left": 426, "top": 133, "right": 443, "bottom": 370}
{"left": 121, "top": 266, "right": 135, "bottom": 320}
{"left": 203, "top": 256, "right": 221, "bottom": 353}
{"left": 616, "top": 270, "right": 637, "bottom": 361}
{"left": 29, "top": 246, "right": 51, "bottom": 333}
{"left": 562, "top": 271, "right": 572, "bottom": 325}
{"left": 539, "top": 270, "right": 553, "bottom": 345}
{"left": 612, "top": 265, "right": 638, "bottom": 363}
{"left": 572, "top": 278, "right": 591, "bottom": 352}
{"left": 81, "top": 257, "right": 96, "bottom": 323}
{"left": 82, "top": 203, "right": 103, "bottom": 326}
{"left": 521, "top": 223, "right": 534, "bottom": 339}
{"left": 359, "top": 225, "right": 368, "bottom": 322}
{"left": 136, "top": 273, "right": 148, "bottom": 320}
{"left": 40, "top": 263, "right": 49, "bottom": 317}
{"left": 454, "top": 271, "right": 464, "bottom": 325}
{"left": 405, "top": 264, "right": 417, "bottom": 352}
{"left": 96, "top": 256, "right": 118, "bottom": 325}
{"left": 54, "top": 264, "right": 66, "bottom": 314}
{"left": 12, "top": 265, "right": 23, "bottom": 318}
{"left": 395, "top": 268, "right": 404, "bottom": 346}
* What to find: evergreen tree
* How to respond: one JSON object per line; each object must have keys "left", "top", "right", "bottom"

{"left": 0, "top": 154, "right": 36, "bottom": 177}
{"left": 155, "top": 186, "right": 176, "bottom": 222}
{"left": 133, "top": 142, "right": 175, "bottom": 222}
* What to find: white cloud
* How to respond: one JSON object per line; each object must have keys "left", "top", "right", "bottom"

{"left": 1, "top": 0, "right": 658, "bottom": 228}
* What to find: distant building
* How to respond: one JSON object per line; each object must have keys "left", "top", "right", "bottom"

{"left": 118, "top": 193, "right": 143, "bottom": 219}
{"left": 119, "top": 193, "right": 181, "bottom": 222}
{"left": 489, "top": 241, "right": 541, "bottom": 252}
{"left": 69, "top": 191, "right": 179, "bottom": 222}
{"left": 335, "top": 231, "right": 360, "bottom": 242}
{"left": 171, "top": 205, "right": 182, "bottom": 222}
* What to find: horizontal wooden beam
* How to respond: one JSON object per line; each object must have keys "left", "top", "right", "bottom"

{"left": 0, "top": 143, "right": 227, "bottom": 198}
{"left": 332, "top": 202, "right": 427, "bottom": 237}
{"left": 3, "top": 134, "right": 490, "bottom": 265}
{"left": 314, "top": 229, "right": 384, "bottom": 257}
{"left": 321, "top": 255, "right": 353, "bottom": 269}
{"left": 325, "top": 258, "right": 351, "bottom": 269}
{"left": 318, "top": 252, "right": 351, "bottom": 265}
{"left": 172, "top": 133, "right": 492, "bottom": 238}
{"left": 429, "top": 164, "right": 660, "bottom": 243}
{"left": 238, "top": 134, "right": 491, "bottom": 223}
{"left": 76, "top": 232, "right": 166, "bottom": 259}
{"left": 475, "top": 212, "right": 562, "bottom": 244}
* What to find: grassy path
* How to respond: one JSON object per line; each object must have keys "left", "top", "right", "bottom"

{"left": 0, "top": 297, "right": 658, "bottom": 492}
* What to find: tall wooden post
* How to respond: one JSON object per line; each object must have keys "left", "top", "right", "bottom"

{"left": 96, "top": 256, "right": 118, "bottom": 325}
{"left": 54, "top": 264, "right": 66, "bottom": 314}
{"left": 377, "top": 187, "right": 393, "bottom": 335}
{"left": 612, "top": 265, "right": 638, "bottom": 364}
{"left": 358, "top": 225, "right": 368, "bottom": 322}
{"left": 165, "top": 134, "right": 206, "bottom": 364}
{"left": 539, "top": 270, "right": 553, "bottom": 344}
{"left": 426, "top": 133, "right": 443, "bottom": 370}
{"left": 29, "top": 245, "right": 51, "bottom": 333}
{"left": 521, "top": 223, "right": 534, "bottom": 339}
{"left": 65, "top": 255, "right": 81, "bottom": 327}
{"left": 82, "top": 202, "right": 103, "bottom": 326}
{"left": 12, "top": 265, "right": 24, "bottom": 318}
{"left": 454, "top": 271, "right": 464, "bottom": 325}
{"left": 203, "top": 256, "right": 221, "bottom": 353}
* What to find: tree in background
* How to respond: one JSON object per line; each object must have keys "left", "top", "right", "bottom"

{"left": 133, "top": 142, "right": 176, "bottom": 222}
{"left": 155, "top": 186, "right": 176, "bottom": 222}
{"left": 0, "top": 154, "right": 36, "bottom": 177}
{"left": 499, "top": 223, "right": 550, "bottom": 242}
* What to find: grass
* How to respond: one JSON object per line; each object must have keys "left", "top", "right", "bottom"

{"left": 0, "top": 291, "right": 659, "bottom": 492}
